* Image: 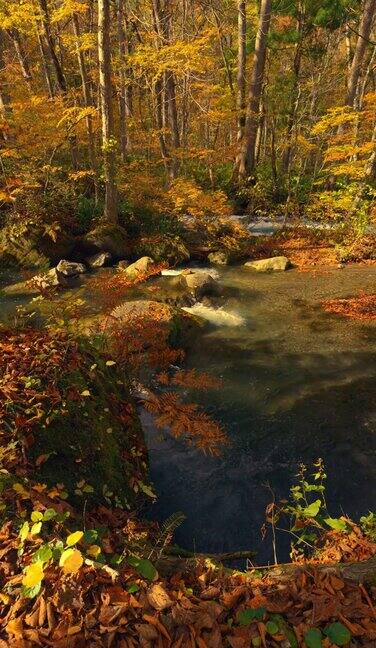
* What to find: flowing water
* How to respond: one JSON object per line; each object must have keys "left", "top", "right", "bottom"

{"left": 143, "top": 265, "right": 376, "bottom": 562}
{"left": 1, "top": 264, "right": 376, "bottom": 562}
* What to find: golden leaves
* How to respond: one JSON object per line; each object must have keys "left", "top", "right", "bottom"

{"left": 59, "top": 548, "right": 84, "bottom": 573}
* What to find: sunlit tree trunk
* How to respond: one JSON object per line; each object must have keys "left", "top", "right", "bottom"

{"left": 7, "top": 29, "right": 32, "bottom": 82}
{"left": 72, "top": 12, "right": 98, "bottom": 200}
{"left": 235, "top": 0, "right": 272, "bottom": 180}
{"left": 98, "top": 0, "right": 118, "bottom": 223}
{"left": 346, "top": 0, "right": 376, "bottom": 107}
{"left": 237, "top": 0, "right": 246, "bottom": 142}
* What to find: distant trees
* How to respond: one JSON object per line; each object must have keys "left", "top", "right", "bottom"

{"left": 0, "top": 0, "right": 374, "bottom": 214}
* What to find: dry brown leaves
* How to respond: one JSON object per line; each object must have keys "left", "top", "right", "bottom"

{"left": 2, "top": 548, "right": 376, "bottom": 648}
{"left": 322, "top": 293, "right": 376, "bottom": 321}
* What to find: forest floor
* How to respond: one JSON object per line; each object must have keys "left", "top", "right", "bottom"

{"left": 1, "top": 228, "right": 376, "bottom": 647}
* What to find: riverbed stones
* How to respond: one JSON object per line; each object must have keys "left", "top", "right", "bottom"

{"left": 57, "top": 259, "right": 86, "bottom": 276}
{"left": 244, "top": 256, "right": 291, "bottom": 272}
{"left": 208, "top": 251, "right": 231, "bottom": 265}
{"left": 34, "top": 267, "right": 77, "bottom": 290}
{"left": 86, "top": 251, "right": 112, "bottom": 268}
{"left": 179, "top": 270, "right": 221, "bottom": 299}
{"left": 125, "top": 256, "right": 156, "bottom": 278}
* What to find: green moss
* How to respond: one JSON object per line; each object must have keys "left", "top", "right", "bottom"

{"left": 28, "top": 345, "right": 148, "bottom": 510}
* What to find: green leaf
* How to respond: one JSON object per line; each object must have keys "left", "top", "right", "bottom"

{"left": 238, "top": 607, "right": 266, "bottom": 625}
{"left": 266, "top": 620, "right": 279, "bottom": 635}
{"left": 303, "top": 499, "right": 321, "bottom": 518}
{"left": 324, "top": 622, "right": 351, "bottom": 646}
{"left": 128, "top": 556, "right": 157, "bottom": 581}
{"left": 126, "top": 583, "right": 139, "bottom": 593}
{"left": 325, "top": 518, "right": 347, "bottom": 532}
{"left": 21, "top": 581, "right": 42, "bottom": 599}
{"left": 42, "top": 508, "right": 57, "bottom": 521}
{"left": 305, "top": 628, "right": 323, "bottom": 648}
{"left": 32, "top": 544, "right": 52, "bottom": 564}
{"left": 83, "top": 529, "right": 98, "bottom": 544}
{"left": 269, "top": 614, "right": 298, "bottom": 647}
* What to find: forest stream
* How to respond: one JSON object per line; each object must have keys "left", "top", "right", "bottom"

{"left": 1, "top": 264, "right": 376, "bottom": 563}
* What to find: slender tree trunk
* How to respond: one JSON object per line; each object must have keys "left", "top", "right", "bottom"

{"left": 237, "top": 0, "right": 247, "bottom": 142}
{"left": 346, "top": 0, "right": 376, "bottom": 107}
{"left": 282, "top": 13, "right": 304, "bottom": 175}
{"left": 152, "top": 0, "right": 180, "bottom": 180}
{"left": 38, "top": 0, "right": 66, "bottom": 93}
{"left": 72, "top": 12, "right": 98, "bottom": 201}
{"left": 0, "top": 31, "right": 12, "bottom": 141}
{"left": 98, "top": 0, "right": 118, "bottom": 223}
{"left": 235, "top": 0, "right": 272, "bottom": 180}
{"left": 7, "top": 29, "right": 32, "bottom": 82}
{"left": 117, "top": 0, "right": 129, "bottom": 161}
{"left": 36, "top": 23, "right": 54, "bottom": 98}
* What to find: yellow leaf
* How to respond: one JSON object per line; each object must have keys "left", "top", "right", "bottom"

{"left": 81, "top": 390, "right": 91, "bottom": 397}
{"left": 13, "top": 483, "right": 29, "bottom": 498}
{"left": 106, "top": 360, "right": 116, "bottom": 366}
{"left": 87, "top": 544, "right": 101, "bottom": 558}
{"left": 66, "top": 531, "right": 83, "bottom": 546}
{"left": 22, "top": 562, "right": 44, "bottom": 588}
{"left": 60, "top": 549, "right": 83, "bottom": 574}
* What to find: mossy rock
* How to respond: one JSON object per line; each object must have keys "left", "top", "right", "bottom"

{"left": 28, "top": 344, "right": 148, "bottom": 510}
{"left": 133, "top": 235, "right": 190, "bottom": 265}
{"left": 82, "top": 224, "right": 130, "bottom": 260}
{"left": 0, "top": 221, "right": 75, "bottom": 269}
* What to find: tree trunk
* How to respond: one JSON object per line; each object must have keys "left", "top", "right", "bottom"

{"left": 282, "top": 12, "right": 304, "bottom": 175}
{"left": 0, "top": 30, "right": 13, "bottom": 141}
{"left": 152, "top": 0, "right": 180, "bottom": 180}
{"left": 117, "top": 0, "right": 129, "bottom": 161}
{"left": 72, "top": 12, "right": 98, "bottom": 200}
{"left": 98, "top": 0, "right": 118, "bottom": 223}
{"left": 38, "top": 0, "right": 66, "bottom": 93}
{"left": 237, "top": 0, "right": 247, "bottom": 142}
{"left": 346, "top": 0, "right": 376, "bottom": 107}
{"left": 7, "top": 29, "right": 32, "bottom": 82}
{"left": 35, "top": 23, "right": 54, "bottom": 98}
{"left": 235, "top": 0, "right": 272, "bottom": 180}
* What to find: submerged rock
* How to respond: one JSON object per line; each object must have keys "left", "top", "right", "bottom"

{"left": 86, "top": 251, "right": 112, "bottom": 268}
{"left": 125, "top": 256, "right": 156, "bottom": 279}
{"left": 244, "top": 256, "right": 291, "bottom": 272}
{"left": 57, "top": 260, "right": 86, "bottom": 276}
{"left": 179, "top": 270, "right": 221, "bottom": 299}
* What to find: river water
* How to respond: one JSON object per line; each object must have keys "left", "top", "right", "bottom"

{"left": 1, "top": 263, "right": 376, "bottom": 563}
{"left": 143, "top": 264, "right": 376, "bottom": 562}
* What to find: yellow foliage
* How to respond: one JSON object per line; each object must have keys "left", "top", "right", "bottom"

{"left": 59, "top": 548, "right": 84, "bottom": 573}
{"left": 66, "top": 531, "right": 84, "bottom": 546}
{"left": 167, "top": 179, "right": 231, "bottom": 219}
{"left": 22, "top": 562, "right": 44, "bottom": 588}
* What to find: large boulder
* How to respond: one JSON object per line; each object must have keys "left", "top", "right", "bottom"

{"left": 244, "top": 256, "right": 291, "bottom": 272}
{"left": 179, "top": 270, "right": 221, "bottom": 300}
{"left": 57, "top": 260, "right": 86, "bottom": 276}
{"left": 0, "top": 221, "right": 75, "bottom": 269}
{"left": 86, "top": 251, "right": 112, "bottom": 268}
{"left": 32, "top": 267, "right": 79, "bottom": 291}
{"left": 82, "top": 224, "right": 130, "bottom": 260}
{"left": 133, "top": 235, "right": 190, "bottom": 265}
{"left": 208, "top": 251, "right": 231, "bottom": 266}
{"left": 125, "top": 256, "right": 156, "bottom": 279}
